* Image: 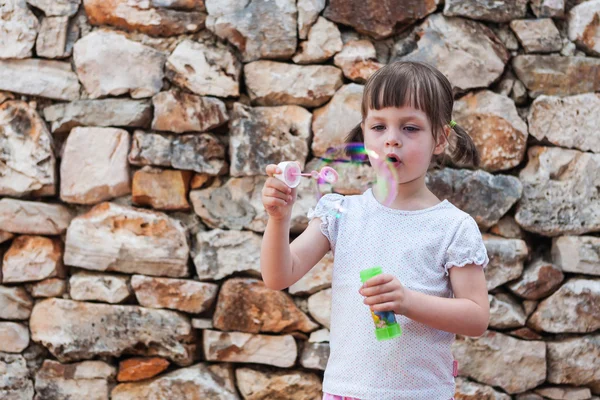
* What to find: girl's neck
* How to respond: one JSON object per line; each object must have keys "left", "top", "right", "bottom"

{"left": 372, "top": 173, "right": 441, "bottom": 211}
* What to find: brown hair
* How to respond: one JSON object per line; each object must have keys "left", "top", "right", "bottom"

{"left": 345, "top": 61, "right": 479, "bottom": 167}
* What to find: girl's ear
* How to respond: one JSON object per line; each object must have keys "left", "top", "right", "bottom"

{"left": 433, "top": 126, "right": 450, "bottom": 155}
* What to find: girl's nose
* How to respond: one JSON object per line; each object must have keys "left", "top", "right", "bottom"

{"left": 385, "top": 136, "right": 402, "bottom": 148}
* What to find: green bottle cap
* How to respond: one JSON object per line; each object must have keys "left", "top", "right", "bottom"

{"left": 375, "top": 323, "right": 403, "bottom": 341}
{"left": 360, "top": 266, "right": 383, "bottom": 283}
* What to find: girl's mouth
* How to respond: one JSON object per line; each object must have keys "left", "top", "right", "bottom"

{"left": 386, "top": 154, "right": 401, "bottom": 165}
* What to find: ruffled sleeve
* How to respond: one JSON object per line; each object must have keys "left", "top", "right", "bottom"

{"left": 307, "top": 193, "right": 345, "bottom": 252}
{"left": 444, "top": 216, "right": 489, "bottom": 276}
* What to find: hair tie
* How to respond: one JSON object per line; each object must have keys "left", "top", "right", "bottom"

{"left": 449, "top": 120, "right": 457, "bottom": 128}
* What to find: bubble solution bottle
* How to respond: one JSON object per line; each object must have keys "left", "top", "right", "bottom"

{"left": 360, "top": 266, "right": 403, "bottom": 341}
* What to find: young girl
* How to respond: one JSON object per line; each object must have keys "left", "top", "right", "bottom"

{"left": 260, "top": 61, "right": 489, "bottom": 400}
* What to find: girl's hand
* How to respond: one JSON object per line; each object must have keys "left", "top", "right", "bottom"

{"left": 359, "top": 274, "right": 410, "bottom": 315}
{"left": 262, "top": 164, "right": 297, "bottom": 221}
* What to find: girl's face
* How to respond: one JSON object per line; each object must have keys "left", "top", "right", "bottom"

{"left": 361, "top": 106, "right": 447, "bottom": 184}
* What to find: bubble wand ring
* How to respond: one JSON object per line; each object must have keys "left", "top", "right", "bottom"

{"left": 274, "top": 161, "right": 339, "bottom": 188}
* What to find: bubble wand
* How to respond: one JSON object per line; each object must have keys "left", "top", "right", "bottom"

{"left": 274, "top": 161, "right": 339, "bottom": 188}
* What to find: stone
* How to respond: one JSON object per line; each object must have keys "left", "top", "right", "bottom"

{"left": 568, "top": 1, "right": 600, "bottom": 56}
{"left": 36, "top": 16, "right": 70, "bottom": 59}
{"left": 510, "top": 19, "right": 562, "bottom": 53}
{"left": 553, "top": 236, "right": 600, "bottom": 276}
{"left": 34, "top": 359, "right": 116, "bottom": 400}
{"left": 192, "top": 229, "right": 262, "bottom": 280}
{"left": 309, "top": 328, "right": 330, "bottom": 343}
{"left": 535, "top": 386, "right": 592, "bottom": 400}
{"left": 151, "top": 89, "right": 228, "bottom": 133}
{"left": 132, "top": 0, "right": 206, "bottom": 10}
{"left": 298, "top": 0, "right": 325, "bottom": 39}
{"left": 453, "top": 91, "right": 528, "bottom": 171}
{"left": 205, "top": 0, "right": 297, "bottom": 62}
{"left": 531, "top": 0, "right": 565, "bottom": 17}
{"left": 515, "top": 146, "right": 600, "bottom": 236}
{"left": 131, "top": 275, "right": 218, "bottom": 314}
{"left": 236, "top": 368, "right": 323, "bottom": 400}
{"left": 0, "top": 91, "right": 14, "bottom": 104}
{"left": 482, "top": 235, "right": 528, "bottom": 290}
{"left": 191, "top": 318, "right": 212, "bottom": 330}
{"left": 203, "top": 330, "right": 297, "bottom": 367}
{"left": 2, "top": 236, "right": 65, "bottom": 283}
{"left": 452, "top": 331, "right": 546, "bottom": 394}
{"left": 311, "top": 84, "right": 363, "bottom": 158}
{"left": 0, "top": 231, "right": 13, "bottom": 245}
{"left": 30, "top": 298, "right": 197, "bottom": 365}
{"left": 513, "top": 55, "right": 600, "bottom": 97}
{"left": 490, "top": 216, "right": 523, "bottom": 239}
{"left": 190, "top": 175, "right": 317, "bottom": 233}
{"left": 401, "top": 14, "right": 510, "bottom": 93}
{"left": 0, "top": 322, "right": 29, "bottom": 353}
{"left": 444, "top": 0, "right": 527, "bottom": 22}
{"left": 60, "top": 127, "right": 131, "bottom": 204}
{"left": 528, "top": 93, "right": 600, "bottom": 153}
{"left": 308, "top": 288, "right": 331, "bottom": 328}
{"left": 213, "top": 278, "right": 318, "bottom": 333}
{"left": 0, "top": 352, "right": 34, "bottom": 399}
{"left": 333, "top": 40, "right": 382, "bottom": 83}
{"left": 73, "top": 30, "right": 167, "bottom": 99}
{"left": 70, "top": 271, "right": 132, "bottom": 304}
{"left": 132, "top": 167, "right": 192, "bottom": 211}
{"left": 491, "top": 24, "right": 520, "bottom": 51}
{"left": 111, "top": 363, "right": 239, "bottom": 399}
{"left": 489, "top": 293, "right": 526, "bottom": 329}
{"left": 117, "top": 357, "right": 169, "bottom": 382}
{"left": 293, "top": 17, "right": 342, "bottom": 64}
{"left": 165, "top": 39, "right": 241, "bottom": 98}
{"left": 129, "top": 131, "right": 227, "bottom": 175}
{"left": 547, "top": 335, "right": 600, "bottom": 388}
{"left": 528, "top": 278, "right": 600, "bottom": 333}
{"left": 43, "top": 99, "right": 152, "bottom": 134}
{"left": 0, "top": 199, "right": 74, "bottom": 235}
{"left": 0, "top": 100, "right": 56, "bottom": 197}
{"left": 0, "top": 59, "right": 80, "bottom": 100}
{"left": 24, "top": 278, "right": 67, "bottom": 298}
{"left": 0, "top": 0, "right": 39, "bottom": 59}
{"left": 508, "top": 327, "right": 544, "bottom": 341}
{"left": 229, "top": 103, "right": 312, "bottom": 177}
{"left": 427, "top": 168, "right": 522, "bottom": 230}
{"left": 508, "top": 259, "right": 565, "bottom": 300}
{"left": 289, "top": 252, "right": 333, "bottom": 296}
{"left": 26, "top": 0, "right": 81, "bottom": 16}
{"left": 245, "top": 61, "right": 343, "bottom": 107}
{"left": 300, "top": 342, "right": 330, "bottom": 371}
{"left": 64, "top": 202, "right": 189, "bottom": 277}
{"left": 324, "top": 0, "right": 437, "bottom": 40}
{"left": 455, "top": 377, "right": 512, "bottom": 400}
{"left": 0, "top": 285, "right": 33, "bottom": 320}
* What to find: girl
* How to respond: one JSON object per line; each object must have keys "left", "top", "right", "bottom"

{"left": 260, "top": 61, "right": 489, "bottom": 400}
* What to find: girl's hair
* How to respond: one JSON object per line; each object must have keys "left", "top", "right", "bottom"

{"left": 345, "top": 61, "right": 480, "bottom": 168}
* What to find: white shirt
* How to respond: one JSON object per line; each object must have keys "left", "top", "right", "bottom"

{"left": 307, "top": 189, "right": 489, "bottom": 400}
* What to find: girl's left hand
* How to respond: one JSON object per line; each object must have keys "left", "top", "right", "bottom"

{"left": 359, "top": 274, "right": 411, "bottom": 315}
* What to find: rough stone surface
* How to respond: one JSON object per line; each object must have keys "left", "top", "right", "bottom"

{"left": 552, "top": 236, "right": 600, "bottom": 276}
{"left": 0, "top": 352, "right": 34, "bottom": 400}
{"left": 229, "top": 103, "right": 312, "bottom": 177}
{"left": 60, "top": 127, "right": 131, "bottom": 205}
{"left": 30, "top": 298, "right": 197, "bottom": 365}
{"left": 192, "top": 229, "right": 262, "bottom": 280}
{"left": 324, "top": 0, "right": 437, "bottom": 39}
{"left": 333, "top": 40, "right": 382, "bottom": 83}
{"left": 568, "top": 1, "right": 600, "bottom": 56}
{"left": 453, "top": 91, "right": 528, "bottom": 171}
{"left": 489, "top": 293, "right": 526, "bottom": 329}
{"left": 213, "top": 278, "right": 318, "bottom": 333}
{"left": 401, "top": 14, "right": 510, "bottom": 93}
{"left": 528, "top": 278, "right": 600, "bottom": 333}
{"left": 300, "top": 342, "right": 330, "bottom": 371}
{"left": 236, "top": 368, "right": 323, "bottom": 400}
{"left": 132, "top": 167, "right": 192, "bottom": 211}
{"left": 0, "top": 100, "right": 56, "bottom": 197}
{"left": 512, "top": 55, "right": 600, "bottom": 97}
{"left": 510, "top": 19, "right": 562, "bottom": 53}
{"left": 0, "top": 285, "right": 33, "bottom": 321}
{"left": 531, "top": 0, "right": 565, "bottom": 17}
{"left": 69, "top": 271, "right": 132, "bottom": 304}
{"left": 490, "top": 216, "right": 523, "bottom": 239}
{"left": 293, "top": 17, "right": 342, "bottom": 64}
{"left": 298, "top": 0, "right": 325, "bottom": 39}
{"left": 166, "top": 39, "right": 241, "bottom": 98}
{"left": 482, "top": 235, "right": 528, "bottom": 290}
{"left": 455, "top": 377, "right": 512, "bottom": 400}
{"left": 43, "top": 99, "right": 152, "bottom": 134}
{"left": 0, "top": 0, "right": 39, "bottom": 59}
{"left": 0, "top": 322, "right": 29, "bottom": 353}
{"left": 508, "top": 259, "right": 565, "bottom": 300}
{"left": 289, "top": 252, "right": 333, "bottom": 296}
{"left": 547, "top": 335, "right": 600, "bottom": 388}
{"left": 26, "top": 0, "right": 81, "bottom": 16}
{"left": 151, "top": 89, "right": 228, "bottom": 133}
{"left": 64, "top": 202, "right": 189, "bottom": 278}
{"left": 25, "top": 278, "right": 67, "bottom": 298}
{"left": 535, "top": 387, "right": 592, "bottom": 400}
{"left": 444, "top": 0, "right": 528, "bottom": 22}
{"left": 245, "top": 61, "right": 343, "bottom": 107}
{"left": 73, "top": 30, "right": 167, "bottom": 99}
{"left": 203, "top": 330, "right": 297, "bottom": 368}
{"left": 528, "top": 93, "right": 600, "bottom": 153}
{"left": 117, "top": 357, "right": 169, "bottom": 382}
{"left": 131, "top": 275, "right": 218, "bottom": 314}
{"left": 308, "top": 288, "right": 331, "bottom": 329}
{"left": 0, "top": 199, "right": 74, "bottom": 235}
{"left": 3, "top": 236, "right": 65, "bottom": 283}
{"left": 452, "top": 331, "right": 546, "bottom": 394}
{"left": 515, "top": 146, "right": 600, "bottom": 236}
{"left": 35, "top": 16, "right": 74, "bottom": 59}
{"left": 206, "top": 0, "right": 297, "bottom": 62}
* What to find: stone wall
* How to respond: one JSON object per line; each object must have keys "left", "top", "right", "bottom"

{"left": 1, "top": 0, "right": 599, "bottom": 399}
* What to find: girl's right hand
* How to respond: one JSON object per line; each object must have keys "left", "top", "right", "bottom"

{"left": 262, "top": 164, "right": 297, "bottom": 221}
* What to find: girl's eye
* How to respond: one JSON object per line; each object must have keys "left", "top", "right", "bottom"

{"left": 372, "top": 125, "right": 386, "bottom": 131}
{"left": 404, "top": 126, "right": 420, "bottom": 132}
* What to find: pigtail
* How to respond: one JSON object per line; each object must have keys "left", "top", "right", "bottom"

{"left": 447, "top": 122, "right": 480, "bottom": 168}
